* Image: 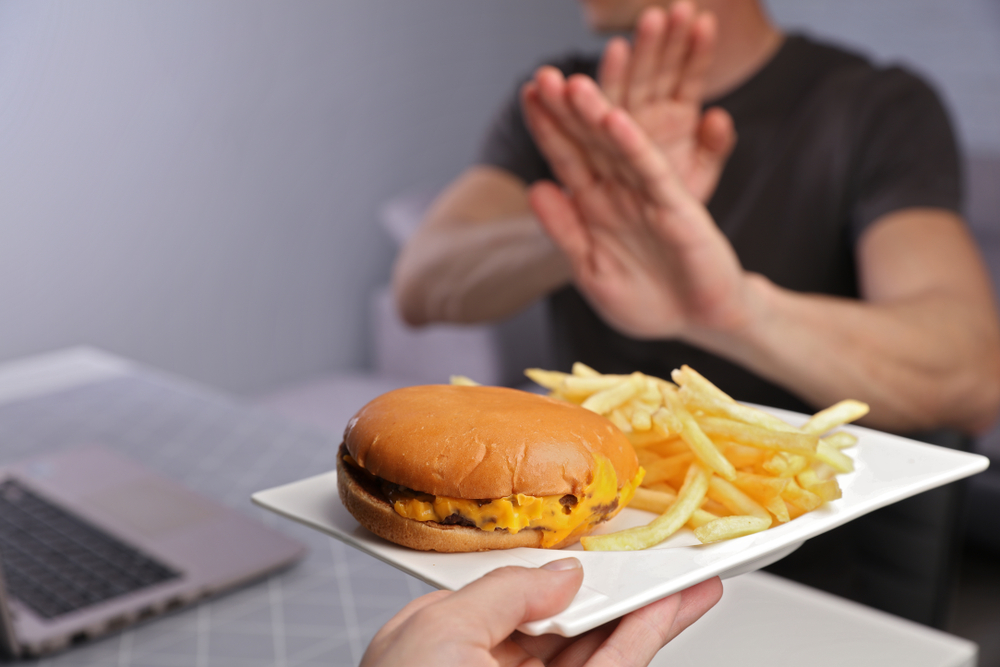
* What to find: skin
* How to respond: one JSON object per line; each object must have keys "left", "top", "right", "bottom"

{"left": 392, "top": 0, "right": 1000, "bottom": 434}
{"left": 395, "top": 1, "right": 741, "bottom": 321}
{"left": 362, "top": 559, "right": 722, "bottom": 667}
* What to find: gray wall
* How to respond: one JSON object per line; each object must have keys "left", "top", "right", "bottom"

{"left": 0, "top": 0, "right": 599, "bottom": 393}
{"left": 0, "top": 0, "right": 997, "bottom": 394}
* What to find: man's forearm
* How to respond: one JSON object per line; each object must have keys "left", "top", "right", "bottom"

{"left": 393, "top": 216, "right": 572, "bottom": 325}
{"left": 687, "top": 275, "right": 1000, "bottom": 434}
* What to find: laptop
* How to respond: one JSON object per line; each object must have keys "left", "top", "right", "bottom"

{"left": 0, "top": 445, "right": 305, "bottom": 657}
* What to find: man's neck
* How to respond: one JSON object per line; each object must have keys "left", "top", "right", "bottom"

{"left": 701, "top": 0, "right": 783, "bottom": 100}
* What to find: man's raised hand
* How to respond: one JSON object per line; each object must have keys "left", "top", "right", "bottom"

{"left": 522, "top": 69, "right": 752, "bottom": 341}
{"left": 599, "top": 2, "right": 735, "bottom": 203}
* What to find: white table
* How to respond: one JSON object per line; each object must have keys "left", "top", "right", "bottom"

{"left": 655, "top": 571, "right": 976, "bottom": 667}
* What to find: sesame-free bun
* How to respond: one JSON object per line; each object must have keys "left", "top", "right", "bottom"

{"left": 343, "top": 385, "right": 638, "bottom": 499}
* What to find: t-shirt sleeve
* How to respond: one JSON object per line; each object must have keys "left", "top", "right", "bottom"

{"left": 850, "top": 67, "right": 962, "bottom": 241}
{"left": 476, "top": 78, "right": 553, "bottom": 185}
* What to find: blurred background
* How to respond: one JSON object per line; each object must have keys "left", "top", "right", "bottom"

{"left": 1, "top": 1, "right": 998, "bottom": 664}
{"left": 1, "top": 0, "right": 997, "bottom": 394}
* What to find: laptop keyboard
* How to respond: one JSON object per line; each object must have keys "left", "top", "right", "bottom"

{"left": 0, "top": 479, "right": 179, "bottom": 619}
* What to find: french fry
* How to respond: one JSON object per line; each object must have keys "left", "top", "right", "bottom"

{"left": 607, "top": 408, "right": 633, "bottom": 434}
{"left": 700, "top": 497, "right": 732, "bottom": 517}
{"left": 644, "top": 439, "right": 690, "bottom": 458}
{"left": 572, "top": 361, "right": 601, "bottom": 377}
{"left": 630, "top": 406, "right": 653, "bottom": 432}
{"left": 671, "top": 365, "right": 735, "bottom": 403}
{"left": 561, "top": 375, "right": 626, "bottom": 402}
{"left": 765, "top": 497, "right": 791, "bottom": 523}
{"left": 642, "top": 453, "right": 695, "bottom": 487}
{"left": 632, "top": 486, "right": 727, "bottom": 528}
{"left": 524, "top": 368, "right": 567, "bottom": 391}
{"left": 707, "top": 476, "right": 772, "bottom": 523}
{"left": 679, "top": 383, "right": 798, "bottom": 433}
{"left": 731, "top": 472, "right": 790, "bottom": 523}
{"left": 449, "top": 375, "right": 481, "bottom": 386}
{"left": 662, "top": 388, "right": 737, "bottom": 481}
{"left": 528, "top": 362, "right": 866, "bottom": 548}
{"left": 822, "top": 431, "right": 859, "bottom": 450}
{"left": 801, "top": 399, "right": 870, "bottom": 435}
{"left": 762, "top": 452, "right": 809, "bottom": 478}
{"left": 782, "top": 480, "right": 823, "bottom": 515}
{"left": 697, "top": 417, "right": 819, "bottom": 457}
{"left": 651, "top": 407, "right": 682, "bottom": 438}
{"left": 635, "top": 448, "right": 662, "bottom": 469}
{"left": 627, "top": 430, "right": 674, "bottom": 448}
{"left": 732, "top": 472, "right": 788, "bottom": 504}
{"left": 797, "top": 468, "right": 843, "bottom": 502}
{"left": 644, "top": 481, "right": 678, "bottom": 495}
{"left": 582, "top": 463, "right": 710, "bottom": 551}
{"left": 815, "top": 441, "right": 855, "bottom": 473}
{"left": 820, "top": 431, "right": 858, "bottom": 449}
{"left": 632, "top": 491, "right": 722, "bottom": 529}
{"left": 718, "top": 441, "right": 767, "bottom": 469}
{"left": 639, "top": 377, "right": 664, "bottom": 403}
{"left": 581, "top": 373, "right": 644, "bottom": 414}
{"left": 634, "top": 486, "right": 733, "bottom": 530}
{"left": 687, "top": 509, "right": 722, "bottom": 530}
{"left": 694, "top": 516, "right": 771, "bottom": 544}
{"left": 629, "top": 486, "right": 676, "bottom": 513}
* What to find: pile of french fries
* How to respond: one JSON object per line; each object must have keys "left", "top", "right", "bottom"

{"left": 521, "top": 363, "right": 869, "bottom": 551}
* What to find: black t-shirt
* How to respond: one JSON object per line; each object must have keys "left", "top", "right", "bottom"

{"left": 478, "top": 35, "right": 961, "bottom": 413}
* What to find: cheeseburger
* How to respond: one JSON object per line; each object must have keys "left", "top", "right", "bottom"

{"left": 337, "top": 385, "right": 643, "bottom": 551}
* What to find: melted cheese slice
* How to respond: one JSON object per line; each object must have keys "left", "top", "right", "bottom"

{"left": 392, "top": 455, "right": 644, "bottom": 548}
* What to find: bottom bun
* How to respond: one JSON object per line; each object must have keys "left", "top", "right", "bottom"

{"left": 337, "top": 444, "right": 546, "bottom": 552}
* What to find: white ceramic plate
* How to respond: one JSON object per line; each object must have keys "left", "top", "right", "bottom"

{"left": 252, "top": 407, "right": 988, "bottom": 637}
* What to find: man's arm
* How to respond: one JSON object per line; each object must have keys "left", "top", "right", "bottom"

{"left": 392, "top": 166, "right": 571, "bottom": 325}
{"left": 525, "top": 70, "right": 1000, "bottom": 434}
{"left": 693, "top": 208, "right": 1000, "bottom": 434}
{"left": 394, "top": 3, "right": 732, "bottom": 328}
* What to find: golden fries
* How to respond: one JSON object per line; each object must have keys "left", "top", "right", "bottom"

{"left": 662, "top": 386, "right": 737, "bottom": 481}
{"left": 694, "top": 516, "right": 771, "bottom": 544}
{"left": 707, "top": 476, "right": 772, "bottom": 525}
{"left": 581, "top": 373, "right": 644, "bottom": 414}
{"left": 697, "top": 417, "right": 819, "bottom": 457}
{"left": 800, "top": 399, "right": 870, "bottom": 435}
{"left": 796, "top": 468, "right": 843, "bottom": 502}
{"left": 821, "top": 431, "right": 858, "bottom": 450}
{"left": 581, "top": 463, "right": 709, "bottom": 551}
{"left": 522, "top": 364, "right": 868, "bottom": 550}
{"left": 642, "top": 452, "right": 695, "bottom": 488}
{"left": 762, "top": 451, "right": 809, "bottom": 478}
{"left": 676, "top": 366, "right": 798, "bottom": 434}
{"left": 523, "top": 368, "right": 566, "bottom": 391}
{"left": 629, "top": 486, "right": 677, "bottom": 513}
{"left": 572, "top": 361, "right": 601, "bottom": 377}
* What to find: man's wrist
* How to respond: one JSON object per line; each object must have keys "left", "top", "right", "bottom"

{"left": 679, "top": 271, "right": 778, "bottom": 361}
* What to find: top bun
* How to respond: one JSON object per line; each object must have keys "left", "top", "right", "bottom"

{"left": 344, "top": 385, "right": 638, "bottom": 499}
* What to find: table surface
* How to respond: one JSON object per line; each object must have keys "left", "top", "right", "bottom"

{"left": 0, "top": 348, "right": 979, "bottom": 667}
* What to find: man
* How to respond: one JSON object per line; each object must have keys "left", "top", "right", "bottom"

{"left": 393, "top": 0, "right": 1000, "bottom": 436}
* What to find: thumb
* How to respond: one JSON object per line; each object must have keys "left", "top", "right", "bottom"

{"left": 435, "top": 559, "right": 584, "bottom": 650}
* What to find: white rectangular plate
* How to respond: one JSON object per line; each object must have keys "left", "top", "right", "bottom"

{"left": 252, "top": 407, "right": 988, "bottom": 637}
